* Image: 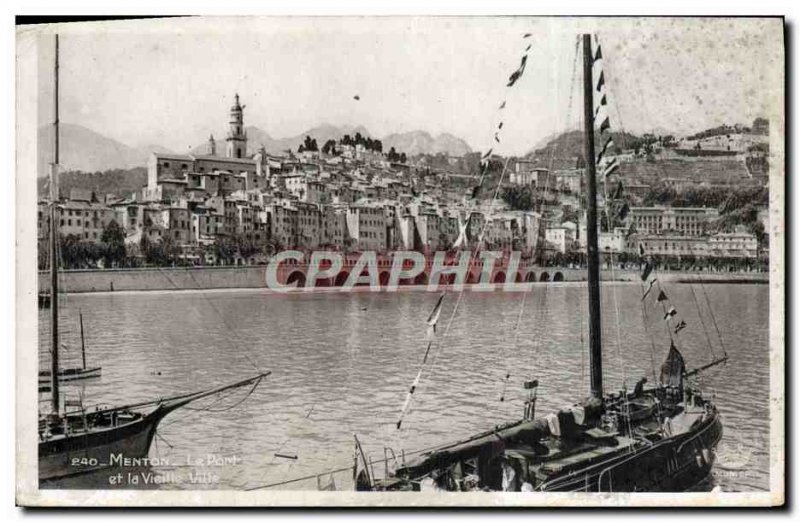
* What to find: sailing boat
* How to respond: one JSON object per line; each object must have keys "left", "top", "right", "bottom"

{"left": 358, "top": 34, "right": 728, "bottom": 493}
{"left": 39, "top": 34, "right": 270, "bottom": 482}
{"left": 39, "top": 312, "right": 101, "bottom": 392}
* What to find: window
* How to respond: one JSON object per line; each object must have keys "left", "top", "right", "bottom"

{"left": 164, "top": 162, "right": 170, "bottom": 167}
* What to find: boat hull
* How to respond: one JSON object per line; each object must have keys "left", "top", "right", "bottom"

{"left": 39, "top": 367, "right": 102, "bottom": 383}
{"left": 38, "top": 408, "right": 167, "bottom": 482}
{"left": 540, "top": 410, "right": 723, "bottom": 492}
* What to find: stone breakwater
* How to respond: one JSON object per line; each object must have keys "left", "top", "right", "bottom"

{"left": 38, "top": 266, "right": 768, "bottom": 294}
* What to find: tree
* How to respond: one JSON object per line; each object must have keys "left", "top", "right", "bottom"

{"left": 100, "top": 220, "right": 127, "bottom": 267}
{"left": 322, "top": 139, "right": 338, "bottom": 155}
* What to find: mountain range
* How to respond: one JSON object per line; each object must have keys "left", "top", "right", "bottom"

{"left": 37, "top": 123, "right": 171, "bottom": 177}
{"left": 37, "top": 123, "right": 474, "bottom": 175}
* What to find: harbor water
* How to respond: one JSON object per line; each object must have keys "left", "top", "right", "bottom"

{"left": 39, "top": 283, "right": 770, "bottom": 491}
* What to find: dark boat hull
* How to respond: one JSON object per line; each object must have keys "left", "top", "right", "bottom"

{"left": 39, "top": 367, "right": 102, "bottom": 383}
{"left": 39, "top": 407, "right": 168, "bottom": 482}
{"left": 539, "top": 410, "right": 723, "bottom": 492}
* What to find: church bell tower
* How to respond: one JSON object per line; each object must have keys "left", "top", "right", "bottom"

{"left": 226, "top": 93, "right": 247, "bottom": 159}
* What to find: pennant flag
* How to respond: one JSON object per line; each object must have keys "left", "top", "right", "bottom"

{"left": 523, "top": 33, "right": 532, "bottom": 38}
{"left": 663, "top": 307, "right": 677, "bottom": 321}
{"left": 426, "top": 293, "right": 446, "bottom": 340}
{"left": 596, "top": 71, "right": 605, "bottom": 92}
{"left": 494, "top": 133, "right": 501, "bottom": 143}
{"left": 611, "top": 180, "right": 624, "bottom": 199}
{"left": 499, "top": 101, "right": 506, "bottom": 110}
{"left": 660, "top": 342, "right": 686, "bottom": 387}
{"left": 597, "top": 136, "right": 614, "bottom": 164}
{"left": 397, "top": 369, "right": 422, "bottom": 430}
{"left": 525, "top": 43, "right": 532, "bottom": 52}
{"left": 594, "top": 45, "right": 603, "bottom": 62}
{"left": 641, "top": 278, "right": 657, "bottom": 301}
{"left": 353, "top": 94, "right": 360, "bottom": 101}
{"left": 616, "top": 202, "right": 630, "bottom": 221}
{"left": 594, "top": 94, "right": 608, "bottom": 120}
{"left": 603, "top": 158, "right": 620, "bottom": 178}
{"left": 641, "top": 262, "right": 653, "bottom": 282}
{"left": 656, "top": 290, "right": 669, "bottom": 302}
{"left": 482, "top": 148, "right": 493, "bottom": 159}
{"left": 599, "top": 117, "right": 611, "bottom": 135}
{"left": 674, "top": 320, "right": 688, "bottom": 333}
{"left": 498, "top": 122, "right": 504, "bottom": 130}
{"left": 507, "top": 55, "right": 528, "bottom": 87}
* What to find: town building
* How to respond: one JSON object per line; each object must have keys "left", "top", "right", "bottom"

{"left": 628, "top": 206, "right": 719, "bottom": 236}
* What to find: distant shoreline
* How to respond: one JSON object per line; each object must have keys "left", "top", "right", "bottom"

{"left": 38, "top": 266, "right": 769, "bottom": 295}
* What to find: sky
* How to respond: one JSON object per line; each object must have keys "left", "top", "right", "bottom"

{"left": 29, "top": 16, "right": 784, "bottom": 156}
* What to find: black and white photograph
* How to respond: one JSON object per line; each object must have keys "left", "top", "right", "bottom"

{"left": 13, "top": 13, "right": 785, "bottom": 507}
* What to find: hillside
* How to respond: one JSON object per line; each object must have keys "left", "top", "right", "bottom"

{"left": 383, "top": 131, "right": 472, "bottom": 156}
{"left": 527, "top": 129, "right": 642, "bottom": 159}
{"left": 37, "top": 123, "right": 172, "bottom": 176}
{"left": 37, "top": 167, "right": 148, "bottom": 200}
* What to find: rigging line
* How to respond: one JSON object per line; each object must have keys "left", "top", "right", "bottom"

{"left": 594, "top": 34, "right": 633, "bottom": 442}
{"left": 183, "top": 377, "right": 262, "bottom": 412}
{"left": 508, "top": 37, "right": 578, "bottom": 393}
{"left": 688, "top": 282, "right": 718, "bottom": 360}
{"left": 638, "top": 279, "right": 659, "bottom": 384}
{"left": 182, "top": 268, "right": 263, "bottom": 372}
{"left": 495, "top": 36, "right": 570, "bottom": 395}
{"left": 598, "top": 32, "right": 661, "bottom": 384}
{"left": 245, "top": 434, "right": 456, "bottom": 491}
{"left": 426, "top": 157, "right": 512, "bottom": 376}
{"left": 399, "top": 158, "right": 513, "bottom": 443}
{"left": 158, "top": 267, "right": 262, "bottom": 373}
{"left": 683, "top": 243, "right": 727, "bottom": 360}
{"left": 696, "top": 274, "right": 728, "bottom": 359}
{"left": 499, "top": 277, "right": 532, "bottom": 402}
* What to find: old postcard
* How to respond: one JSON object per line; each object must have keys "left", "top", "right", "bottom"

{"left": 15, "top": 16, "right": 785, "bottom": 507}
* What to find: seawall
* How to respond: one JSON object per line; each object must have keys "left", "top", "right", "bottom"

{"left": 38, "top": 266, "right": 769, "bottom": 294}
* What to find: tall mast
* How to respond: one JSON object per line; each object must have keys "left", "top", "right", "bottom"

{"left": 49, "top": 34, "right": 60, "bottom": 414}
{"left": 582, "top": 34, "right": 603, "bottom": 399}
{"left": 79, "top": 311, "right": 86, "bottom": 370}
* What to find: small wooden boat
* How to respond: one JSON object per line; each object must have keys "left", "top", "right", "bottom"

{"left": 38, "top": 312, "right": 102, "bottom": 391}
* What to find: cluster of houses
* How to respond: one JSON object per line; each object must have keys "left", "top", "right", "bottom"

{"left": 38, "top": 96, "right": 545, "bottom": 265}
{"left": 37, "top": 95, "right": 764, "bottom": 266}
{"left": 544, "top": 206, "right": 760, "bottom": 259}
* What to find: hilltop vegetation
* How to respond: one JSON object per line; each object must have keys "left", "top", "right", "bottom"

{"left": 37, "top": 167, "right": 147, "bottom": 200}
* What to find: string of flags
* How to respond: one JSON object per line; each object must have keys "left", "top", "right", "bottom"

{"left": 592, "top": 34, "right": 630, "bottom": 240}
{"left": 590, "top": 34, "right": 691, "bottom": 347}
{"left": 639, "top": 244, "right": 691, "bottom": 337}
{"left": 397, "top": 293, "right": 445, "bottom": 430}
{"left": 459, "top": 31, "right": 535, "bottom": 250}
